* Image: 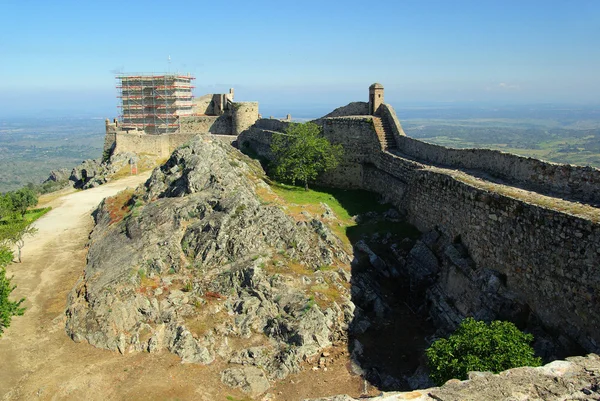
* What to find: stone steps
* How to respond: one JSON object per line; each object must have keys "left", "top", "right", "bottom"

{"left": 372, "top": 117, "right": 397, "bottom": 150}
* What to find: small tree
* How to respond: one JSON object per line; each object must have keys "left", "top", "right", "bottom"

{"left": 10, "top": 188, "right": 38, "bottom": 217}
{"left": 0, "top": 221, "right": 38, "bottom": 263}
{"left": 270, "top": 122, "right": 343, "bottom": 190}
{"left": 426, "top": 317, "right": 542, "bottom": 385}
{"left": 0, "top": 246, "right": 25, "bottom": 335}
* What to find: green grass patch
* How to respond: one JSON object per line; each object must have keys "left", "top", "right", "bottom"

{"left": 269, "top": 182, "right": 389, "bottom": 224}
{"left": 23, "top": 207, "right": 51, "bottom": 223}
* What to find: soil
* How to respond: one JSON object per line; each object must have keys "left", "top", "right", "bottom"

{"left": 0, "top": 173, "right": 370, "bottom": 401}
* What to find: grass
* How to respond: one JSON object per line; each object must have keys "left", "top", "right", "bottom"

{"left": 23, "top": 207, "right": 51, "bottom": 223}
{"left": 258, "top": 181, "right": 420, "bottom": 249}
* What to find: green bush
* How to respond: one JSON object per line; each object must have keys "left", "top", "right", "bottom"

{"left": 0, "top": 247, "right": 25, "bottom": 335}
{"left": 426, "top": 317, "right": 542, "bottom": 385}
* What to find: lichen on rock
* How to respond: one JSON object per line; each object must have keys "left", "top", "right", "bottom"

{"left": 65, "top": 134, "right": 354, "bottom": 395}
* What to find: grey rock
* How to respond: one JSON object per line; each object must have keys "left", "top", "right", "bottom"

{"left": 65, "top": 135, "right": 352, "bottom": 385}
{"left": 406, "top": 241, "right": 439, "bottom": 285}
{"left": 221, "top": 366, "right": 270, "bottom": 396}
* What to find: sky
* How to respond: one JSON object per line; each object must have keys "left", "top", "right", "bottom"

{"left": 0, "top": 0, "right": 599, "bottom": 118}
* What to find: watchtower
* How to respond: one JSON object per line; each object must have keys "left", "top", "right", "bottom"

{"left": 369, "top": 83, "right": 384, "bottom": 115}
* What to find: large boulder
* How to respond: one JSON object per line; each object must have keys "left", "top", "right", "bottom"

{"left": 65, "top": 134, "right": 354, "bottom": 392}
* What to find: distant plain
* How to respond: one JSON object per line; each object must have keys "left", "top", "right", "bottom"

{"left": 1, "top": 103, "right": 599, "bottom": 193}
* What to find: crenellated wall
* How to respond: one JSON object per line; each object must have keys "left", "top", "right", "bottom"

{"left": 238, "top": 105, "right": 600, "bottom": 354}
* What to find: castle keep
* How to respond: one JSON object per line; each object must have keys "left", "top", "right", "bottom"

{"left": 104, "top": 73, "right": 259, "bottom": 158}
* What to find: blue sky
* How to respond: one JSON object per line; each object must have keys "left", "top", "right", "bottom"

{"left": 0, "top": 0, "right": 599, "bottom": 117}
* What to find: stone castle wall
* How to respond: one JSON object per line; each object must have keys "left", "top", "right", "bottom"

{"left": 113, "top": 132, "right": 198, "bottom": 158}
{"left": 389, "top": 122, "right": 600, "bottom": 205}
{"left": 178, "top": 115, "right": 232, "bottom": 135}
{"left": 402, "top": 166, "right": 599, "bottom": 352}
{"left": 233, "top": 102, "right": 260, "bottom": 135}
{"left": 239, "top": 109, "right": 600, "bottom": 354}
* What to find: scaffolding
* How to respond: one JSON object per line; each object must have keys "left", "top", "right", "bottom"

{"left": 116, "top": 73, "right": 195, "bottom": 134}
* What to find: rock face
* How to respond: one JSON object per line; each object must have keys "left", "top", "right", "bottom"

{"left": 307, "top": 354, "right": 600, "bottom": 401}
{"left": 44, "top": 152, "right": 141, "bottom": 190}
{"left": 65, "top": 135, "right": 353, "bottom": 395}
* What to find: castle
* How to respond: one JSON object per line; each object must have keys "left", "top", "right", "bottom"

{"left": 103, "top": 81, "right": 600, "bottom": 356}
{"left": 104, "top": 73, "right": 259, "bottom": 158}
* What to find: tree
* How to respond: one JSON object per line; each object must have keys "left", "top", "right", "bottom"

{"left": 0, "top": 194, "right": 14, "bottom": 221}
{"left": 426, "top": 317, "right": 542, "bottom": 385}
{"left": 10, "top": 188, "right": 38, "bottom": 217}
{"left": 270, "top": 122, "right": 343, "bottom": 190}
{"left": 0, "top": 246, "right": 25, "bottom": 335}
{"left": 0, "top": 221, "right": 38, "bottom": 263}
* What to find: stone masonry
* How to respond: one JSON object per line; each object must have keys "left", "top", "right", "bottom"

{"left": 238, "top": 84, "right": 600, "bottom": 355}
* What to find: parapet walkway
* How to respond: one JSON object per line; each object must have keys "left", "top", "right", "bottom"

{"left": 387, "top": 148, "right": 600, "bottom": 222}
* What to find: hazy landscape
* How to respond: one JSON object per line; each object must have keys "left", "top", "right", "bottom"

{"left": 0, "top": 117, "right": 105, "bottom": 192}
{"left": 2, "top": 103, "right": 599, "bottom": 193}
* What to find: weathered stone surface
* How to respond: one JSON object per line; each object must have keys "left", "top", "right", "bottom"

{"left": 242, "top": 104, "right": 600, "bottom": 355}
{"left": 65, "top": 135, "right": 353, "bottom": 387}
{"left": 306, "top": 354, "right": 600, "bottom": 401}
{"left": 221, "top": 366, "right": 270, "bottom": 396}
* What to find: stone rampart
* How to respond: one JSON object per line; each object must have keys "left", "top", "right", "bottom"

{"left": 232, "top": 102, "right": 259, "bottom": 135}
{"left": 403, "top": 167, "right": 599, "bottom": 352}
{"left": 239, "top": 112, "right": 600, "bottom": 354}
{"left": 394, "top": 130, "right": 600, "bottom": 205}
{"left": 179, "top": 115, "right": 232, "bottom": 135}
{"left": 113, "top": 132, "right": 198, "bottom": 158}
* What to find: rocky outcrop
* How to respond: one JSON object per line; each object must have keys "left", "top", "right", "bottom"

{"left": 65, "top": 135, "right": 354, "bottom": 395}
{"left": 306, "top": 353, "right": 600, "bottom": 401}
{"left": 43, "top": 152, "right": 142, "bottom": 190}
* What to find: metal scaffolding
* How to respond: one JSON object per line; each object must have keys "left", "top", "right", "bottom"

{"left": 116, "top": 73, "right": 195, "bottom": 134}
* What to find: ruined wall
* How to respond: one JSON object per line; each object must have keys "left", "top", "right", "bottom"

{"left": 179, "top": 115, "right": 233, "bottom": 135}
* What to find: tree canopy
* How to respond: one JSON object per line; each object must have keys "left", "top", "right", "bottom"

{"left": 270, "top": 122, "right": 343, "bottom": 190}
{"left": 426, "top": 318, "right": 542, "bottom": 385}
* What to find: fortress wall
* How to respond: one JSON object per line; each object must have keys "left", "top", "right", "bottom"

{"left": 240, "top": 117, "right": 600, "bottom": 353}
{"left": 400, "top": 168, "right": 600, "bottom": 352}
{"left": 322, "top": 117, "right": 381, "bottom": 163}
{"left": 233, "top": 102, "right": 259, "bottom": 135}
{"left": 394, "top": 134, "right": 600, "bottom": 205}
{"left": 319, "top": 117, "right": 383, "bottom": 188}
{"left": 167, "top": 133, "right": 199, "bottom": 152}
{"left": 179, "top": 115, "right": 233, "bottom": 135}
{"left": 254, "top": 118, "right": 291, "bottom": 132}
{"left": 380, "top": 104, "right": 406, "bottom": 141}
{"left": 114, "top": 132, "right": 170, "bottom": 157}
{"left": 238, "top": 127, "right": 277, "bottom": 159}
{"left": 113, "top": 132, "right": 198, "bottom": 158}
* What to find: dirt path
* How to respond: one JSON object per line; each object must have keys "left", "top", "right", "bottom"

{"left": 0, "top": 173, "right": 211, "bottom": 400}
{"left": 0, "top": 174, "right": 368, "bottom": 401}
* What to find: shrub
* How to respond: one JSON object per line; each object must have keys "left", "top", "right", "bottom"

{"left": 426, "top": 317, "right": 542, "bottom": 385}
{"left": 0, "top": 247, "right": 25, "bottom": 335}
